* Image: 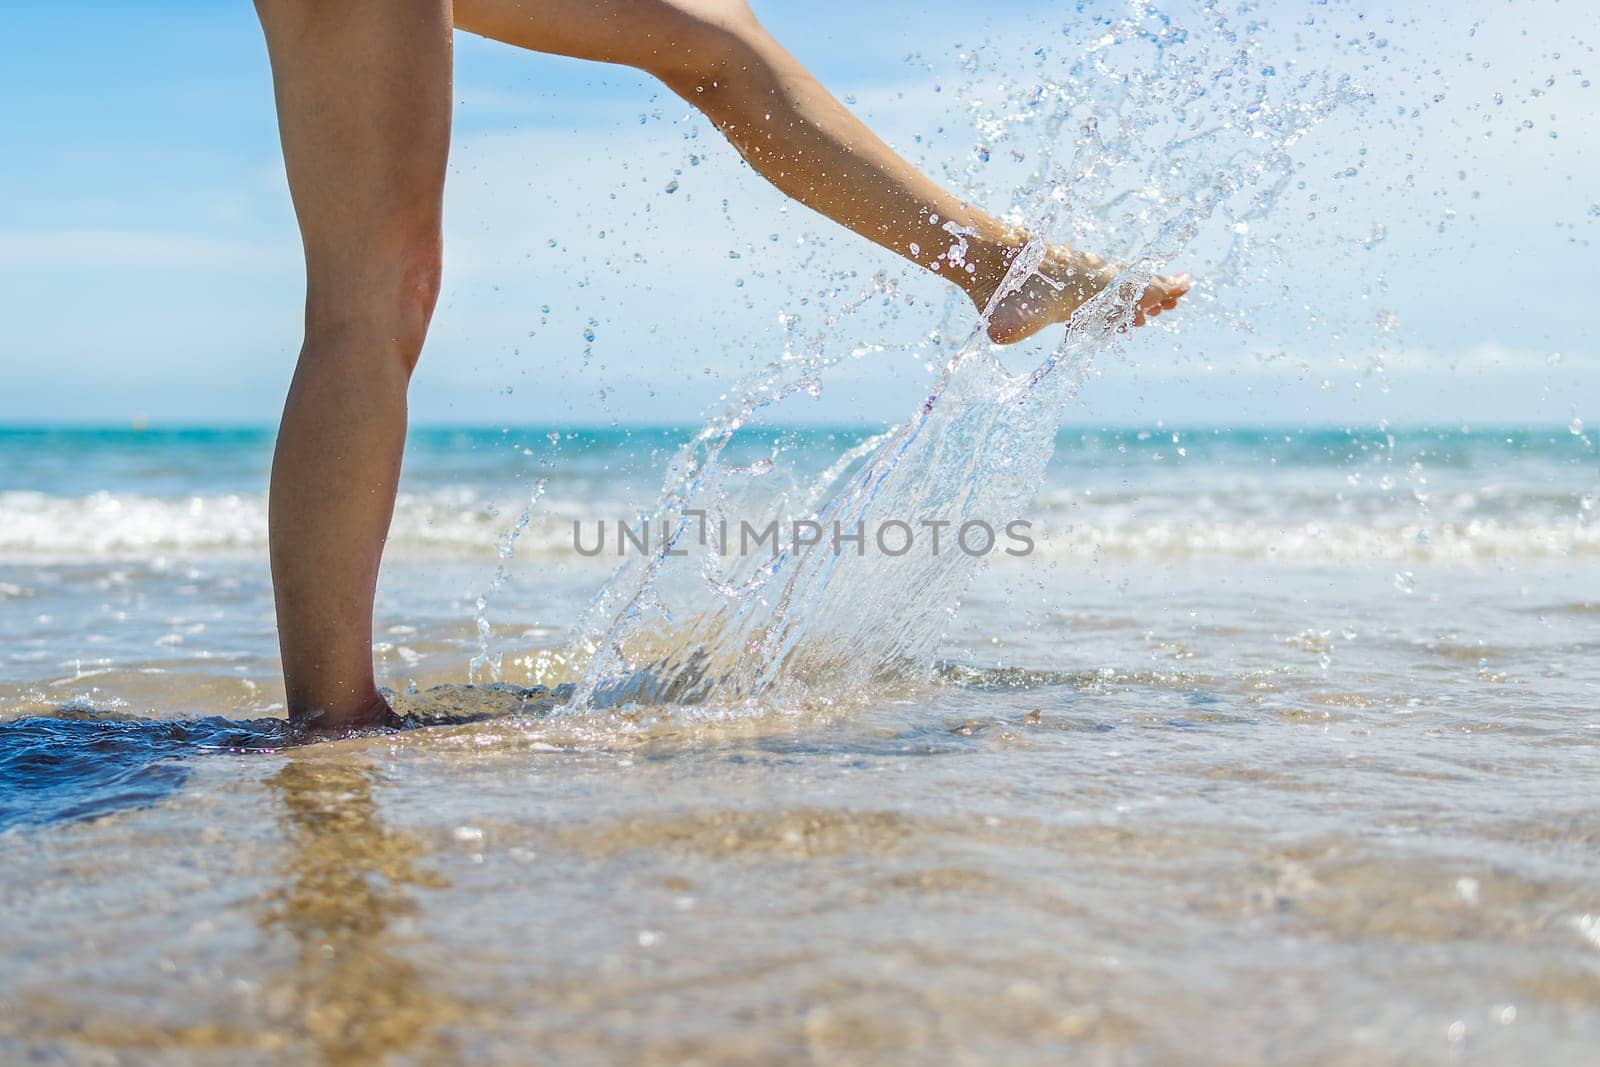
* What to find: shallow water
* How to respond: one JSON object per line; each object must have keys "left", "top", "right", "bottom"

{"left": 3, "top": 427, "right": 1599, "bottom": 1064}
{"left": 6, "top": 0, "right": 1600, "bottom": 1058}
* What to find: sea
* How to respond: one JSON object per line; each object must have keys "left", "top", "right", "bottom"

{"left": 2, "top": 423, "right": 1597, "bottom": 1063}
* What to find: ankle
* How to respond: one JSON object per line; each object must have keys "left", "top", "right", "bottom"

{"left": 959, "top": 236, "right": 1027, "bottom": 311}
{"left": 290, "top": 690, "right": 399, "bottom": 736}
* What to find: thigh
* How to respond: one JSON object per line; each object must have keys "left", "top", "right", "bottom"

{"left": 255, "top": 0, "right": 452, "bottom": 288}
{"left": 454, "top": 0, "right": 755, "bottom": 76}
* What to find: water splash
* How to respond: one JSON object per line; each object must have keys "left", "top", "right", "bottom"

{"left": 469, "top": 434, "right": 558, "bottom": 683}
{"left": 556, "top": 3, "right": 1364, "bottom": 712}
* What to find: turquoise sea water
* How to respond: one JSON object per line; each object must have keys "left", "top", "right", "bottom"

{"left": 1, "top": 421, "right": 1594, "bottom": 712}
{"left": 2, "top": 422, "right": 1593, "bottom": 549}
{"left": 2, "top": 421, "right": 1598, "bottom": 1063}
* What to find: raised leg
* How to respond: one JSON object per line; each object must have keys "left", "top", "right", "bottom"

{"left": 255, "top": 0, "right": 452, "bottom": 732}
{"left": 454, "top": 0, "right": 1188, "bottom": 341}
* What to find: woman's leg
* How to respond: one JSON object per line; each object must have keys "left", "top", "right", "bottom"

{"left": 255, "top": 0, "right": 453, "bottom": 732}
{"left": 453, "top": 0, "right": 1188, "bottom": 341}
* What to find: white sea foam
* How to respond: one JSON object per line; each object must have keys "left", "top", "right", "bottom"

{"left": 0, "top": 491, "right": 268, "bottom": 557}
{"left": 2, "top": 486, "right": 1591, "bottom": 566}
{"left": 0, "top": 490, "right": 590, "bottom": 561}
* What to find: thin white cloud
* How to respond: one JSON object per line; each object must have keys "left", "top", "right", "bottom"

{"left": 0, "top": 230, "right": 292, "bottom": 272}
{"left": 1237, "top": 341, "right": 1591, "bottom": 376}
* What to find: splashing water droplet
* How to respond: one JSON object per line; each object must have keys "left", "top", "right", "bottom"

{"left": 558, "top": 4, "right": 1371, "bottom": 711}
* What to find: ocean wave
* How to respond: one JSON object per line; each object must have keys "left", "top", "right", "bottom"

{"left": 0, "top": 490, "right": 587, "bottom": 560}
{"left": 0, "top": 490, "right": 1594, "bottom": 565}
{"left": 1021, "top": 519, "right": 1600, "bottom": 563}
{"left": 0, "top": 491, "right": 270, "bottom": 557}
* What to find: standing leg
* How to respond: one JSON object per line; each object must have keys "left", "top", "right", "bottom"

{"left": 255, "top": 0, "right": 452, "bottom": 732}
{"left": 454, "top": 0, "right": 1189, "bottom": 342}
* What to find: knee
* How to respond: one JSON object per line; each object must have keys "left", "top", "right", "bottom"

{"left": 392, "top": 232, "right": 443, "bottom": 368}
{"left": 304, "top": 228, "right": 442, "bottom": 375}
{"left": 643, "top": 2, "right": 768, "bottom": 94}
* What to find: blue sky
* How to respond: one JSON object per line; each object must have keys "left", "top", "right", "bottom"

{"left": 1, "top": 0, "right": 1596, "bottom": 428}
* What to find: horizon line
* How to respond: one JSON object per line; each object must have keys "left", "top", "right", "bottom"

{"left": 0, "top": 420, "right": 1585, "bottom": 435}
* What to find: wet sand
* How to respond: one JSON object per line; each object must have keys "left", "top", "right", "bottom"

{"left": 4, "top": 558, "right": 1597, "bottom": 1065}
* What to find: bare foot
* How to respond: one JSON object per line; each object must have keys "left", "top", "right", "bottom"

{"left": 290, "top": 692, "right": 406, "bottom": 742}
{"left": 982, "top": 246, "right": 1192, "bottom": 345}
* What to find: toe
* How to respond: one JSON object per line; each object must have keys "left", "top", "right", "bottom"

{"left": 1142, "top": 272, "right": 1191, "bottom": 317}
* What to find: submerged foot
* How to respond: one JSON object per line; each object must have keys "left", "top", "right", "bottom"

{"left": 290, "top": 692, "right": 406, "bottom": 742}
{"left": 982, "top": 245, "right": 1191, "bottom": 345}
